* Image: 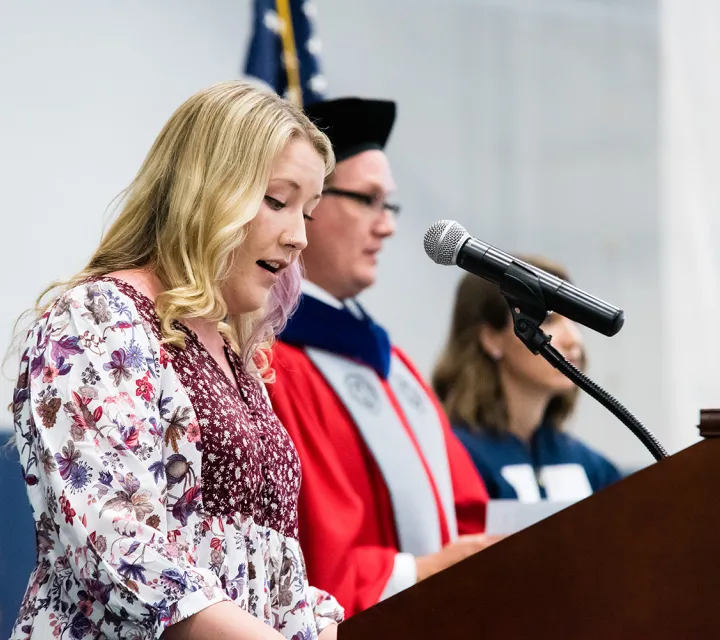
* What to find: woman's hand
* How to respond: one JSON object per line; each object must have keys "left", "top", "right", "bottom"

{"left": 319, "top": 623, "right": 338, "bottom": 640}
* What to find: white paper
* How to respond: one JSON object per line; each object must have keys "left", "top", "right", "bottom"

{"left": 485, "top": 499, "right": 576, "bottom": 535}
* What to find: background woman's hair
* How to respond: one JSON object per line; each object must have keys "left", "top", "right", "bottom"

{"left": 12, "top": 81, "right": 334, "bottom": 379}
{"left": 431, "top": 255, "right": 584, "bottom": 434}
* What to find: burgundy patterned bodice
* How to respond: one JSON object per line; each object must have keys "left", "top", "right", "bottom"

{"left": 98, "top": 277, "right": 302, "bottom": 537}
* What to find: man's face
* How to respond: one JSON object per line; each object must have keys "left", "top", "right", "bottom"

{"left": 302, "top": 149, "right": 397, "bottom": 300}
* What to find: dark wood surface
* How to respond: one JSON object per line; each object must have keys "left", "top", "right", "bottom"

{"left": 339, "top": 433, "right": 720, "bottom": 639}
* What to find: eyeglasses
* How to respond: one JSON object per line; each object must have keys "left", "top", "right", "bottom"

{"left": 322, "top": 187, "right": 401, "bottom": 217}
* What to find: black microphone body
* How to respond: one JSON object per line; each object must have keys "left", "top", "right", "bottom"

{"left": 456, "top": 236, "right": 624, "bottom": 337}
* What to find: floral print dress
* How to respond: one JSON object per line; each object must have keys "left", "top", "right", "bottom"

{"left": 11, "top": 277, "right": 344, "bottom": 640}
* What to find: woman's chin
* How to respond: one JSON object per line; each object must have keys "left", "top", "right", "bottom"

{"left": 226, "top": 290, "right": 270, "bottom": 316}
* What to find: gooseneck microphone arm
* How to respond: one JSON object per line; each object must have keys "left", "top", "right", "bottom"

{"left": 501, "top": 262, "right": 668, "bottom": 461}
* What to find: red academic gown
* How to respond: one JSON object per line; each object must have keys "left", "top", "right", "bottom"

{"left": 268, "top": 341, "right": 488, "bottom": 617}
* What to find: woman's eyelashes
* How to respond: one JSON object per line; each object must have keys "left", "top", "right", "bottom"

{"left": 264, "top": 195, "right": 286, "bottom": 210}
{"left": 265, "top": 194, "right": 314, "bottom": 221}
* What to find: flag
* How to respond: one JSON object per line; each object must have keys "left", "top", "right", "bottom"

{"left": 244, "top": 0, "right": 327, "bottom": 107}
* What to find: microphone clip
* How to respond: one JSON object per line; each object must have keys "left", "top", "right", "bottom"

{"left": 499, "top": 262, "right": 552, "bottom": 355}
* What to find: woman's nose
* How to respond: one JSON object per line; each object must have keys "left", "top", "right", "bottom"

{"left": 554, "top": 316, "right": 583, "bottom": 349}
{"left": 284, "top": 214, "right": 308, "bottom": 251}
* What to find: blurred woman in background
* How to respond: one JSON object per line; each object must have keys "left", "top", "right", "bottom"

{"left": 9, "top": 81, "right": 342, "bottom": 640}
{"left": 432, "top": 256, "right": 621, "bottom": 502}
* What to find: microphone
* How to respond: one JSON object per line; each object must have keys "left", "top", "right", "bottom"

{"left": 423, "top": 220, "right": 624, "bottom": 337}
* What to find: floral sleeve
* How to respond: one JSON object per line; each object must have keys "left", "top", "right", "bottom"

{"left": 308, "top": 586, "right": 344, "bottom": 635}
{"left": 15, "top": 283, "right": 228, "bottom": 638}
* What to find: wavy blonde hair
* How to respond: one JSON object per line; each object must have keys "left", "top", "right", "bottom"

{"left": 25, "top": 81, "right": 334, "bottom": 377}
{"left": 432, "top": 255, "right": 584, "bottom": 435}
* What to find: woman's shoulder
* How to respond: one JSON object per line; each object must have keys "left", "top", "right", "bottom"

{"left": 450, "top": 423, "right": 528, "bottom": 491}
{"left": 30, "top": 276, "right": 160, "bottom": 348}
{"left": 453, "top": 421, "right": 504, "bottom": 442}
{"left": 451, "top": 422, "right": 513, "bottom": 457}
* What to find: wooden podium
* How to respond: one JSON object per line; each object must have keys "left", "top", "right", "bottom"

{"left": 338, "top": 409, "right": 720, "bottom": 639}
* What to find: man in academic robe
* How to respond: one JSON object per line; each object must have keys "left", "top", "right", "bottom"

{"left": 267, "top": 97, "right": 496, "bottom": 618}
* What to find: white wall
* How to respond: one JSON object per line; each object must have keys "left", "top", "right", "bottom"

{"left": 3, "top": 0, "right": 705, "bottom": 472}
{"left": 660, "top": 0, "right": 720, "bottom": 454}
{"left": 0, "top": 0, "right": 255, "bottom": 413}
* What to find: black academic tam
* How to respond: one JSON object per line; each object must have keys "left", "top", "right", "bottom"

{"left": 304, "top": 97, "right": 396, "bottom": 162}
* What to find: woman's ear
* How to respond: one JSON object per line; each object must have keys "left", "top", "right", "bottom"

{"left": 478, "top": 324, "right": 504, "bottom": 361}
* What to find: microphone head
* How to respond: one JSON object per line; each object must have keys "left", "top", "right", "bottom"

{"left": 423, "top": 220, "right": 470, "bottom": 265}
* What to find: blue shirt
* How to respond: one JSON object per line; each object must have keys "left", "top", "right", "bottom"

{"left": 453, "top": 422, "right": 622, "bottom": 501}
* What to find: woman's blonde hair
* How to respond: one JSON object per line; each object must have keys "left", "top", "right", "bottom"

{"left": 432, "top": 255, "right": 583, "bottom": 435}
{"left": 26, "top": 81, "right": 334, "bottom": 376}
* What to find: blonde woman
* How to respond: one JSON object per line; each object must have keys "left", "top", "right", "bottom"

{"left": 432, "top": 258, "right": 621, "bottom": 503}
{"left": 9, "top": 82, "right": 342, "bottom": 640}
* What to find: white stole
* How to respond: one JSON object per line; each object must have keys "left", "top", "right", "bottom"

{"left": 305, "top": 347, "right": 457, "bottom": 556}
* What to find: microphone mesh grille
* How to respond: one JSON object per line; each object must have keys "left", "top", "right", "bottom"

{"left": 423, "top": 220, "right": 468, "bottom": 265}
